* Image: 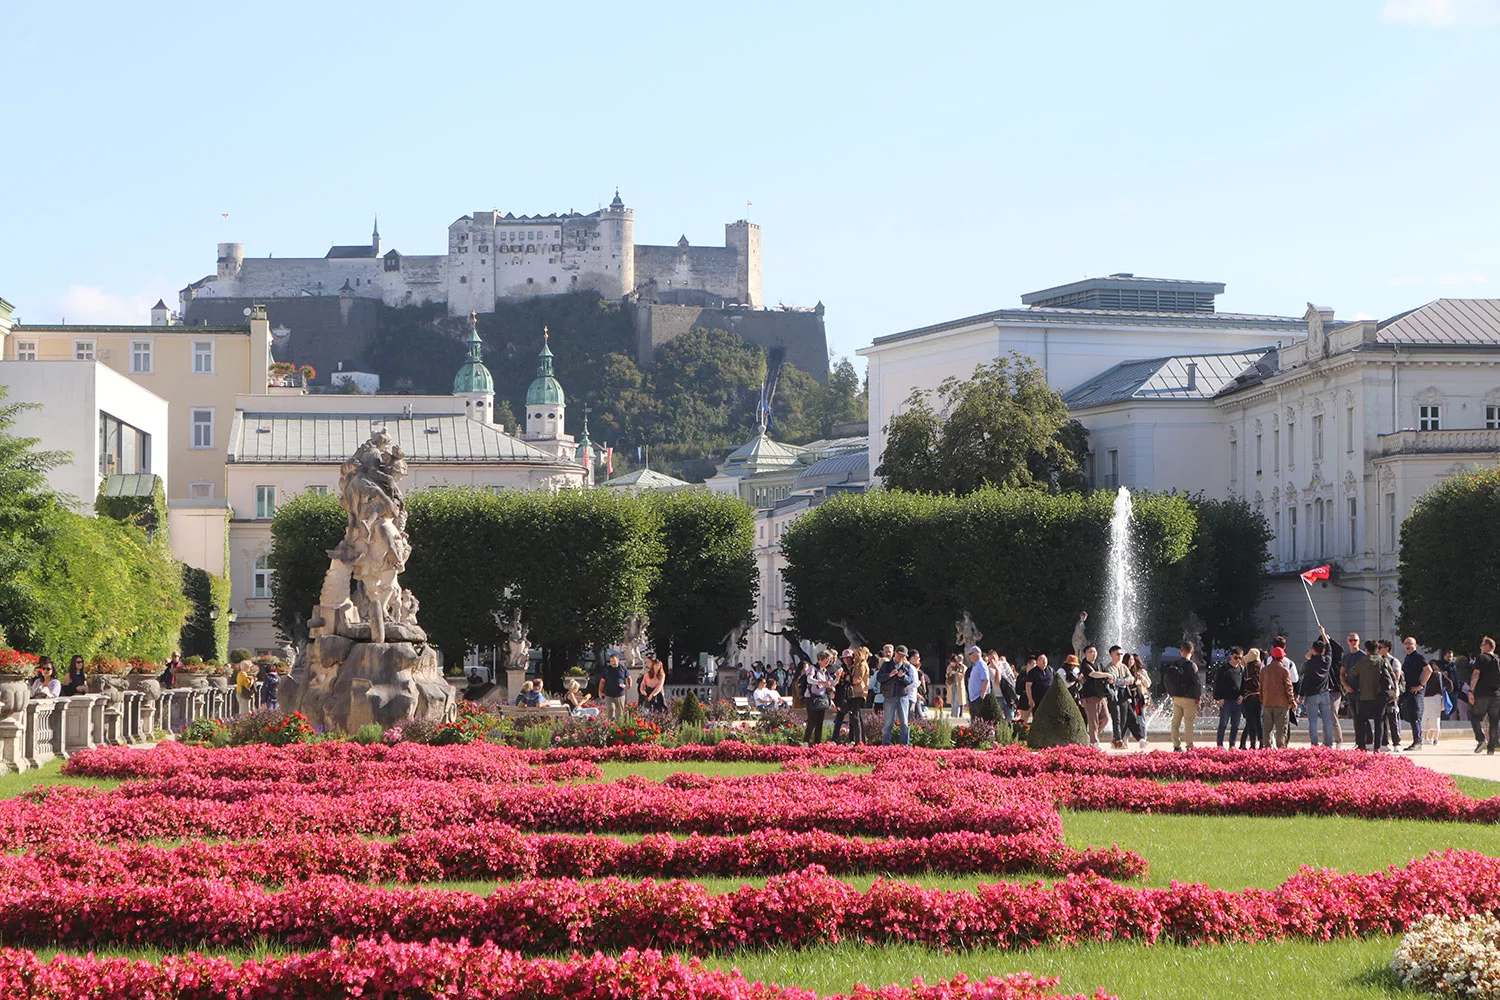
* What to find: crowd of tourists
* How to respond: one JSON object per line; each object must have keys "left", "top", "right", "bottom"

{"left": 20, "top": 651, "right": 280, "bottom": 713}
{"left": 732, "top": 629, "right": 1500, "bottom": 753}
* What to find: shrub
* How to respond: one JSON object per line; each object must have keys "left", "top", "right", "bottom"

{"left": 977, "top": 692, "right": 1003, "bottom": 722}
{"left": 178, "top": 717, "right": 229, "bottom": 747}
{"left": 676, "top": 691, "right": 706, "bottom": 728}
{"left": 352, "top": 724, "right": 385, "bottom": 745}
{"left": 182, "top": 655, "right": 204, "bottom": 666}
{"left": 517, "top": 723, "right": 555, "bottom": 749}
{"left": 953, "top": 718, "right": 997, "bottom": 749}
{"left": 707, "top": 698, "right": 740, "bottom": 723}
{"left": 550, "top": 716, "right": 612, "bottom": 748}
{"left": 1391, "top": 912, "right": 1500, "bottom": 998}
{"left": 608, "top": 718, "right": 661, "bottom": 746}
{"left": 229, "top": 649, "right": 253, "bottom": 665}
{"left": 1027, "top": 680, "right": 1090, "bottom": 749}
{"left": 909, "top": 717, "right": 954, "bottom": 749}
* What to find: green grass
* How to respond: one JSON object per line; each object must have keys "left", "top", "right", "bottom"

{"left": 702, "top": 938, "right": 1412, "bottom": 1000}
{"left": 0, "top": 759, "right": 125, "bottom": 800}
{"left": 1452, "top": 773, "right": 1500, "bottom": 799}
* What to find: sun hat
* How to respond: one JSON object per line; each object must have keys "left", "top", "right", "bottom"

{"left": 1063, "top": 654, "right": 1080, "bottom": 666}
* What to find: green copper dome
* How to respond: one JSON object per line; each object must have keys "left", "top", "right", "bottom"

{"left": 525, "top": 329, "right": 565, "bottom": 406}
{"left": 452, "top": 314, "right": 494, "bottom": 394}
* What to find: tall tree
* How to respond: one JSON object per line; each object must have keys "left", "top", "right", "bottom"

{"left": 1398, "top": 468, "right": 1500, "bottom": 652}
{"left": 0, "top": 386, "right": 65, "bottom": 647}
{"left": 876, "top": 354, "right": 1087, "bottom": 494}
{"left": 644, "top": 490, "right": 757, "bottom": 677}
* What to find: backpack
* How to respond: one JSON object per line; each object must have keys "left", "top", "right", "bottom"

{"left": 1377, "top": 656, "right": 1401, "bottom": 699}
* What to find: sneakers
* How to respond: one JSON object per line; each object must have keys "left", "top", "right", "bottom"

{"left": 1138, "top": 739, "right": 1148, "bottom": 749}
{"left": 1479, "top": 742, "right": 1488, "bottom": 755}
{"left": 1404, "top": 742, "right": 1422, "bottom": 752}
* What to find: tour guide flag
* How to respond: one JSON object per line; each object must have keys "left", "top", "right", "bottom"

{"left": 1300, "top": 564, "right": 1331, "bottom": 628}
{"left": 1300, "top": 564, "right": 1331, "bottom": 585}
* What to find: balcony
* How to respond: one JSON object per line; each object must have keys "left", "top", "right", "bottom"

{"left": 1378, "top": 428, "right": 1500, "bottom": 457}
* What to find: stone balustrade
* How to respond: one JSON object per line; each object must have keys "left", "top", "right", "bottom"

{"left": 0, "top": 679, "right": 266, "bottom": 774}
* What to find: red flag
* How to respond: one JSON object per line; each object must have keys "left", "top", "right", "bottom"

{"left": 1300, "top": 564, "right": 1331, "bottom": 585}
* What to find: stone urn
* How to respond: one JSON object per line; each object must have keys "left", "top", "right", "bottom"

{"left": 126, "top": 673, "right": 162, "bottom": 698}
{"left": 177, "top": 671, "right": 211, "bottom": 691}
{"left": 206, "top": 674, "right": 231, "bottom": 691}
{"left": 0, "top": 673, "right": 30, "bottom": 721}
{"left": 87, "top": 673, "right": 130, "bottom": 705}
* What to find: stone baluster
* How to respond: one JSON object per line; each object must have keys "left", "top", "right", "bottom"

{"left": 63, "top": 695, "right": 100, "bottom": 754}
{"left": 24, "top": 700, "right": 55, "bottom": 770}
{"left": 128, "top": 691, "right": 144, "bottom": 743}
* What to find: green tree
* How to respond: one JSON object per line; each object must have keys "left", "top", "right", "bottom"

{"left": 645, "top": 490, "right": 757, "bottom": 675}
{"left": 876, "top": 354, "right": 1087, "bottom": 494}
{"left": 1397, "top": 468, "right": 1500, "bottom": 651}
{"left": 403, "top": 488, "right": 519, "bottom": 660}
{"left": 1026, "top": 680, "right": 1090, "bottom": 748}
{"left": 1177, "top": 494, "right": 1274, "bottom": 652}
{"left": 268, "top": 491, "right": 345, "bottom": 644}
{"left": 0, "top": 385, "right": 66, "bottom": 640}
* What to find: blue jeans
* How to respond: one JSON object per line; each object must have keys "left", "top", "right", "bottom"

{"left": 882, "top": 697, "right": 910, "bottom": 746}
{"left": 1217, "top": 699, "right": 1243, "bottom": 746}
{"left": 1304, "top": 691, "right": 1335, "bottom": 746}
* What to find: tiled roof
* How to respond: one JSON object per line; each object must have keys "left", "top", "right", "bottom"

{"left": 1376, "top": 299, "right": 1500, "bottom": 346}
{"left": 325, "top": 245, "right": 378, "bottom": 259}
{"left": 1063, "top": 349, "right": 1274, "bottom": 409}
{"left": 227, "top": 413, "right": 561, "bottom": 464}
{"left": 720, "top": 430, "right": 805, "bottom": 477}
{"left": 795, "top": 451, "right": 869, "bottom": 484}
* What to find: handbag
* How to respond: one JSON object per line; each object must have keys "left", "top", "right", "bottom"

{"left": 806, "top": 694, "right": 831, "bottom": 712}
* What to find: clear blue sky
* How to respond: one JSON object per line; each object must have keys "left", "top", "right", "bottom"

{"left": 3, "top": 0, "right": 1498, "bottom": 363}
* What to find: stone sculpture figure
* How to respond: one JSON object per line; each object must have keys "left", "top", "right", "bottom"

{"left": 828, "top": 618, "right": 866, "bottom": 650}
{"left": 954, "top": 611, "right": 983, "bottom": 650}
{"left": 501, "top": 608, "right": 531, "bottom": 671}
{"left": 1071, "top": 612, "right": 1088, "bottom": 660}
{"left": 285, "top": 431, "right": 456, "bottom": 733}
{"left": 620, "top": 614, "right": 649, "bottom": 668}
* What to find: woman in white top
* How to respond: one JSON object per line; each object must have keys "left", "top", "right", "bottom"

{"left": 30, "top": 659, "right": 61, "bottom": 699}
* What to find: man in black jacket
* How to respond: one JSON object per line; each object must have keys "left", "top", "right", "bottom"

{"left": 1400, "top": 637, "right": 1433, "bottom": 752}
{"left": 1300, "top": 629, "right": 1335, "bottom": 747}
{"left": 1469, "top": 636, "right": 1500, "bottom": 754}
{"left": 1214, "top": 648, "right": 1245, "bottom": 749}
{"left": 1166, "top": 642, "right": 1203, "bottom": 752}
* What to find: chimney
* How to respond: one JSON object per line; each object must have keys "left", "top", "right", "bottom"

{"left": 249, "top": 304, "right": 272, "bottom": 395}
{"left": 1185, "top": 362, "right": 1198, "bottom": 391}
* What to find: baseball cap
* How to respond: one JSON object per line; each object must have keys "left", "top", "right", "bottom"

{"left": 894, "top": 645, "right": 909, "bottom": 655}
{"left": 967, "top": 645, "right": 983, "bottom": 657}
{"left": 1271, "top": 646, "right": 1285, "bottom": 660}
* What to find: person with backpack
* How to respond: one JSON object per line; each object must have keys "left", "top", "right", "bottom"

{"left": 876, "top": 646, "right": 915, "bottom": 746}
{"left": 1164, "top": 642, "right": 1203, "bottom": 752}
{"left": 1373, "top": 639, "right": 1405, "bottom": 752}
{"left": 1239, "top": 649, "right": 1265, "bottom": 749}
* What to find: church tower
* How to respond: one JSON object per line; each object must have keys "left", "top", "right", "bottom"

{"left": 523, "top": 327, "right": 566, "bottom": 445}
{"left": 452, "top": 312, "right": 495, "bottom": 425}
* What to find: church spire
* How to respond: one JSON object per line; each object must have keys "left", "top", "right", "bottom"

{"left": 372, "top": 214, "right": 380, "bottom": 254}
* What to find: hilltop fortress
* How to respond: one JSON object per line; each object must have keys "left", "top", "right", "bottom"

{"left": 180, "top": 191, "right": 826, "bottom": 380}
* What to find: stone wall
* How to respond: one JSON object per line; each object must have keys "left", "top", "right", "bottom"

{"left": 182, "top": 296, "right": 386, "bottom": 389}
{"left": 635, "top": 302, "right": 829, "bottom": 382}
{"left": 635, "top": 245, "right": 741, "bottom": 304}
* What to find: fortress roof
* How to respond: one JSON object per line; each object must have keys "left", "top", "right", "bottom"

{"left": 326, "top": 244, "right": 378, "bottom": 259}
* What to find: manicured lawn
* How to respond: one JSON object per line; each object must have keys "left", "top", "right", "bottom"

{"left": 1452, "top": 773, "right": 1500, "bottom": 799}
{"left": 705, "top": 937, "right": 1410, "bottom": 1000}
{"left": 0, "top": 759, "right": 124, "bottom": 799}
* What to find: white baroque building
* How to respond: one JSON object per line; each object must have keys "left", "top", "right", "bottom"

{"left": 1066, "top": 300, "right": 1500, "bottom": 645}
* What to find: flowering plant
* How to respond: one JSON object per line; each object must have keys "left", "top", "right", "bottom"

{"left": 299, "top": 364, "right": 316, "bottom": 380}
{"left": 1392, "top": 913, "right": 1500, "bottom": 998}
{"left": 127, "top": 658, "right": 160, "bottom": 674}
{"left": 608, "top": 718, "right": 662, "bottom": 746}
{"left": 259, "top": 711, "right": 316, "bottom": 747}
{"left": 87, "top": 656, "right": 131, "bottom": 676}
{"left": 0, "top": 649, "right": 39, "bottom": 674}
{"left": 382, "top": 726, "right": 404, "bottom": 745}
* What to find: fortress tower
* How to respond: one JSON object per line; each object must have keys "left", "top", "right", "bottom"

{"left": 725, "top": 220, "right": 762, "bottom": 308}
{"left": 599, "top": 190, "right": 635, "bottom": 299}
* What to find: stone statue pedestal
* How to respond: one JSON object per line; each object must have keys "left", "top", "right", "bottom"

{"left": 288, "top": 635, "right": 456, "bottom": 733}
{"left": 506, "top": 667, "right": 526, "bottom": 705}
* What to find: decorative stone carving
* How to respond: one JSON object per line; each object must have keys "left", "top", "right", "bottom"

{"left": 1071, "top": 612, "right": 1088, "bottom": 660}
{"left": 620, "top": 613, "right": 649, "bottom": 669}
{"left": 1227, "top": 425, "right": 1238, "bottom": 442}
{"left": 287, "top": 432, "right": 456, "bottom": 732}
{"left": 499, "top": 607, "right": 531, "bottom": 671}
{"left": 954, "top": 611, "right": 983, "bottom": 650}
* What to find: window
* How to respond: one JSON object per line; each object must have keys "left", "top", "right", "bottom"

{"left": 1304, "top": 503, "right": 1312, "bottom": 558}
{"left": 192, "top": 341, "right": 214, "bottom": 374}
{"left": 1288, "top": 506, "right": 1297, "bottom": 561}
{"left": 1105, "top": 449, "right": 1119, "bottom": 489}
{"left": 74, "top": 341, "right": 95, "bottom": 361}
{"left": 306, "top": 485, "right": 330, "bottom": 497}
{"left": 1418, "top": 405, "right": 1441, "bottom": 431}
{"left": 1273, "top": 509, "right": 1281, "bottom": 553}
{"left": 1385, "top": 492, "right": 1397, "bottom": 551}
{"left": 1348, "top": 498, "right": 1358, "bottom": 557}
{"left": 1316, "top": 499, "right": 1326, "bottom": 556}
{"left": 1287, "top": 422, "right": 1296, "bottom": 467}
{"left": 1255, "top": 433, "right": 1263, "bottom": 475}
{"left": 253, "top": 554, "right": 273, "bottom": 599}
{"left": 130, "top": 341, "right": 152, "bottom": 374}
{"left": 1487, "top": 405, "right": 1500, "bottom": 430}
{"left": 1347, "top": 407, "right": 1356, "bottom": 452}
{"left": 1230, "top": 441, "right": 1238, "bottom": 480}
{"left": 255, "top": 485, "right": 277, "bottom": 520}
{"left": 1273, "top": 429, "right": 1280, "bottom": 472}
{"left": 1312, "top": 415, "right": 1324, "bottom": 461}
{"left": 14, "top": 341, "right": 36, "bottom": 361}
{"left": 189, "top": 481, "right": 215, "bottom": 500}
{"left": 98, "top": 412, "right": 150, "bottom": 477}
{"left": 190, "top": 408, "right": 214, "bottom": 449}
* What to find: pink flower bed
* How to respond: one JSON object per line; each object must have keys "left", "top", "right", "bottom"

{"left": 0, "top": 852, "right": 1496, "bottom": 953}
{"left": 0, "top": 942, "right": 1114, "bottom": 1000}
{"left": 0, "top": 825, "right": 1144, "bottom": 885}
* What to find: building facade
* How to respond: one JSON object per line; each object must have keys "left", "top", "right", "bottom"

{"left": 858, "top": 274, "right": 1308, "bottom": 477}
{"left": 182, "top": 193, "right": 763, "bottom": 317}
